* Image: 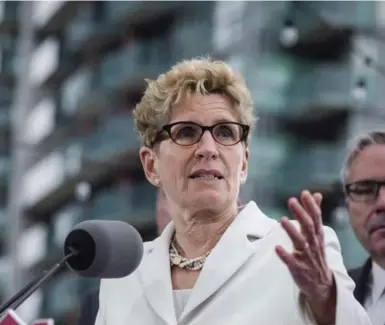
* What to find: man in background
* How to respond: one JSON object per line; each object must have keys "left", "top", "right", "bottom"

{"left": 341, "top": 131, "right": 385, "bottom": 325}
{"left": 77, "top": 188, "right": 171, "bottom": 325}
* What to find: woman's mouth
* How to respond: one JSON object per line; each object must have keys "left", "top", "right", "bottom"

{"left": 189, "top": 169, "right": 224, "bottom": 180}
{"left": 189, "top": 174, "right": 223, "bottom": 180}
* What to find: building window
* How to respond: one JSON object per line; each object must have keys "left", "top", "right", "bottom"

{"left": 29, "top": 38, "right": 59, "bottom": 87}
{"left": 23, "top": 152, "right": 64, "bottom": 206}
{"left": 32, "top": 0, "right": 65, "bottom": 28}
{"left": 24, "top": 97, "right": 56, "bottom": 145}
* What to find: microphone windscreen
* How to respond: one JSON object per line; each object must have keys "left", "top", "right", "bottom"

{"left": 64, "top": 220, "right": 144, "bottom": 278}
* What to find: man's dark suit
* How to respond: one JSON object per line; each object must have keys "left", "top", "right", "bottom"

{"left": 348, "top": 258, "right": 372, "bottom": 305}
{"left": 78, "top": 289, "right": 99, "bottom": 325}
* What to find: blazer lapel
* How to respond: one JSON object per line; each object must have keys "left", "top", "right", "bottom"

{"left": 138, "top": 223, "right": 176, "bottom": 325}
{"left": 180, "top": 201, "right": 278, "bottom": 321}
{"left": 353, "top": 258, "right": 372, "bottom": 305}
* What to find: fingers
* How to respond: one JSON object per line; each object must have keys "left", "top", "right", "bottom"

{"left": 280, "top": 216, "right": 320, "bottom": 270}
{"left": 289, "top": 191, "right": 324, "bottom": 239}
{"left": 275, "top": 245, "right": 298, "bottom": 268}
{"left": 275, "top": 245, "right": 311, "bottom": 277}
{"left": 313, "top": 192, "right": 323, "bottom": 206}
{"left": 289, "top": 190, "right": 326, "bottom": 272}
{"left": 278, "top": 191, "right": 331, "bottom": 300}
{"left": 280, "top": 217, "right": 309, "bottom": 251}
{"left": 302, "top": 191, "right": 323, "bottom": 237}
{"left": 288, "top": 197, "right": 316, "bottom": 244}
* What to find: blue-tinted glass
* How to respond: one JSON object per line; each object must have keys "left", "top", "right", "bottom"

{"left": 90, "top": 181, "right": 156, "bottom": 224}
{"left": 81, "top": 114, "right": 139, "bottom": 162}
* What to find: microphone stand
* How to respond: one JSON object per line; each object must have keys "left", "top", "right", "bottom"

{"left": 0, "top": 248, "right": 78, "bottom": 316}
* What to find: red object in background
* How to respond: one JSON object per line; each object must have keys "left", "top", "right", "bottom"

{"left": 0, "top": 310, "right": 54, "bottom": 325}
{"left": 0, "top": 310, "right": 27, "bottom": 325}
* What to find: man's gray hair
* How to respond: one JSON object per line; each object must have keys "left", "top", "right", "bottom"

{"left": 340, "top": 130, "right": 385, "bottom": 189}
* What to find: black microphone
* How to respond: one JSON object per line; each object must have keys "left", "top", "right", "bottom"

{"left": 0, "top": 220, "right": 144, "bottom": 316}
{"left": 64, "top": 219, "right": 144, "bottom": 278}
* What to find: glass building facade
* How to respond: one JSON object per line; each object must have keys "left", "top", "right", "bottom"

{"left": 0, "top": 1, "right": 384, "bottom": 323}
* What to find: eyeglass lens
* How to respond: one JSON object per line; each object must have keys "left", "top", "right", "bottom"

{"left": 168, "top": 122, "right": 244, "bottom": 146}
{"left": 347, "top": 180, "right": 385, "bottom": 202}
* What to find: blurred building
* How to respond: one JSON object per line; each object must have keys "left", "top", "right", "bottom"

{"left": 0, "top": 1, "right": 384, "bottom": 323}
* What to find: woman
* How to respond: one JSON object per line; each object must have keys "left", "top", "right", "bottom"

{"left": 95, "top": 58, "right": 370, "bottom": 325}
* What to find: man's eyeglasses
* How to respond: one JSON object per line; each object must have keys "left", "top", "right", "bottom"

{"left": 154, "top": 121, "right": 249, "bottom": 147}
{"left": 345, "top": 180, "right": 385, "bottom": 203}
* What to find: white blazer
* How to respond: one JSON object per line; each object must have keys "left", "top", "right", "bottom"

{"left": 95, "top": 201, "right": 371, "bottom": 325}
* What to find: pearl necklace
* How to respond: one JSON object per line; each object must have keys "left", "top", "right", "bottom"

{"left": 169, "top": 234, "right": 211, "bottom": 271}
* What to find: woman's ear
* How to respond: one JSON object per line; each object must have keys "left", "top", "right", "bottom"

{"left": 139, "top": 147, "right": 160, "bottom": 187}
{"left": 240, "top": 147, "right": 249, "bottom": 184}
{"left": 240, "top": 171, "right": 247, "bottom": 184}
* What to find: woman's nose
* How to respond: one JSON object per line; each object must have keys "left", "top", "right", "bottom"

{"left": 194, "top": 131, "right": 219, "bottom": 159}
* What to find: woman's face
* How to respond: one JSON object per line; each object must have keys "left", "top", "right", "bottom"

{"left": 140, "top": 93, "right": 249, "bottom": 215}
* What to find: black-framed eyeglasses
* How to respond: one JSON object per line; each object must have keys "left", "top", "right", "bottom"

{"left": 154, "top": 121, "right": 249, "bottom": 147}
{"left": 345, "top": 180, "right": 385, "bottom": 203}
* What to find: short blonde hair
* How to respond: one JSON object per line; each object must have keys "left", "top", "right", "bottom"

{"left": 133, "top": 57, "right": 256, "bottom": 147}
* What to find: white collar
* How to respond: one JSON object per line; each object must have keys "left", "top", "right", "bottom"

{"left": 370, "top": 261, "right": 385, "bottom": 304}
{"left": 158, "top": 200, "right": 277, "bottom": 243}
{"left": 139, "top": 200, "right": 279, "bottom": 325}
{"left": 150, "top": 200, "right": 278, "bottom": 255}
